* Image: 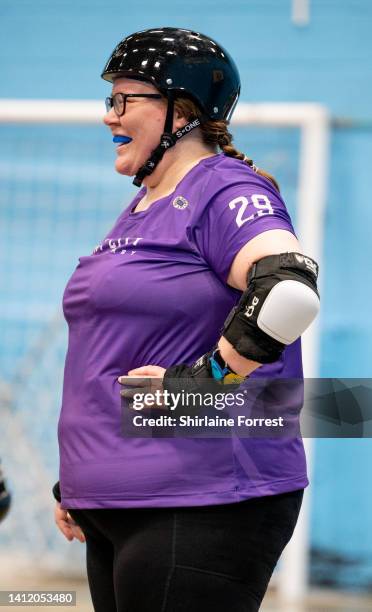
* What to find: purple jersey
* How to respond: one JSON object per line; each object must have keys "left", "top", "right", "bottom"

{"left": 58, "top": 153, "right": 308, "bottom": 508}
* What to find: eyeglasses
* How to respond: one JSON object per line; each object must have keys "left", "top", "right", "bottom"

{"left": 105, "top": 92, "right": 162, "bottom": 117}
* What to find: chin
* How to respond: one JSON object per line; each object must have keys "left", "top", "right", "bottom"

{"left": 115, "top": 159, "right": 136, "bottom": 177}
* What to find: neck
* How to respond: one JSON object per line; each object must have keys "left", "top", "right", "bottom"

{"left": 141, "top": 137, "right": 217, "bottom": 201}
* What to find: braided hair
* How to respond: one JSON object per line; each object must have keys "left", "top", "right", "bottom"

{"left": 174, "top": 98, "right": 280, "bottom": 193}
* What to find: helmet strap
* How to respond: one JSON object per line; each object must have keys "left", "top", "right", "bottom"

{"left": 133, "top": 93, "right": 202, "bottom": 187}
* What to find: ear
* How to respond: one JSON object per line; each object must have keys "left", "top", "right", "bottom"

{"left": 173, "top": 107, "right": 189, "bottom": 131}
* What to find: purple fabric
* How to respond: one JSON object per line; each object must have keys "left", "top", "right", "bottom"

{"left": 58, "top": 153, "right": 308, "bottom": 508}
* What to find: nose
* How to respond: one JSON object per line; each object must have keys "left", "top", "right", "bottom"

{"left": 103, "top": 107, "right": 119, "bottom": 127}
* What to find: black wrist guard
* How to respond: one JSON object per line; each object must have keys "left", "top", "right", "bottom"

{"left": 163, "top": 348, "right": 244, "bottom": 410}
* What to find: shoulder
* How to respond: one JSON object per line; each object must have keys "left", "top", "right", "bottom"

{"left": 194, "top": 154, "right": 286, "bottom": 210}
{"left": 181, "top": 154, "right": 291, "bottom": 237}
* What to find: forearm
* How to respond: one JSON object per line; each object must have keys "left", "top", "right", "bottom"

{"left": 218, "top": 336, "right": 262, "bottom": 378}
{"left": 165, "top": 252, "right": 319, "bottom": 392}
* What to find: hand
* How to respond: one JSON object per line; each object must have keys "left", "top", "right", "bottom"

{"left": 118, "top": 365, "right": 166, "bottom": 410}
{"left": 54, "top": 502, "right": 85, "bottom": 543}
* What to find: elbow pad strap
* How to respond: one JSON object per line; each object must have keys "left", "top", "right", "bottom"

{"left": 222, "top": 252, "right": 319, "bottom": 364}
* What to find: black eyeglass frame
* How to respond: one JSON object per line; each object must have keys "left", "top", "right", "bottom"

{"left": 105, "top": 93, "right": 163, "bottom": 116}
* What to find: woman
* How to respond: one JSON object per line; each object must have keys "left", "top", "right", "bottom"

{"left": 54, "top": 28, "right": 319, "bottom": 611}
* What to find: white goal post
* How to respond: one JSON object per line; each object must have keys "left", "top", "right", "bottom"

{"left": 0, "top": 99, "right": 330, "bottom": 601}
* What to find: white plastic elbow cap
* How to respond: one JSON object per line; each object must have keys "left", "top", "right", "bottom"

{"left": 257, "top": 280, "right": 320, "bottom": 345}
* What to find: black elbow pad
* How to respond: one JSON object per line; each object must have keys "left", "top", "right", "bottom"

{"left": 222, "top": 252, "right": 320, "bottom": 363}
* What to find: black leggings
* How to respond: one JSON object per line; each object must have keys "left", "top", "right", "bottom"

{"left": 69, "top": 489, "right": 303, "bottom": 612}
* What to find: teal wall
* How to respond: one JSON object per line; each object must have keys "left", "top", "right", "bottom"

{"left": 1, "top": 0, "right": 371, "bottom": 117}
{"left": 1, "top": 0, "right": 371, "bottom": 590}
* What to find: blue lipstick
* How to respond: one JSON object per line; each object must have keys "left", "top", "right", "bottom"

{"left": 113, "top": 135, "right": 132, "bottom": 145}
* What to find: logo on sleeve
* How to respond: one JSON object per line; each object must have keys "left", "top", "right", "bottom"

{"left": 294, "top": 254, "right": 318, "bottom": 277}
{"left": 172, "top": 196, "right": 189, "bottom": 210}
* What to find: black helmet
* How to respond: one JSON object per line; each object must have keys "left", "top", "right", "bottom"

{"left": 101, "top": 27, "right": 241, "bottom": 121}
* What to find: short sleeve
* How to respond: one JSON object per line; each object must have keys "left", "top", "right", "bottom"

{"left": 190, "top": 181, "right": 296, "bottom": 283}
